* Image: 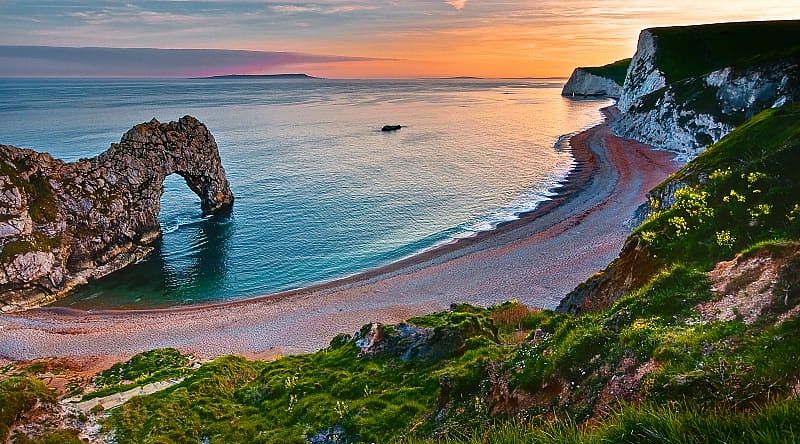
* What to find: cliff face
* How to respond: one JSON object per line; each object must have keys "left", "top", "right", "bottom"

{"left": 616, "top": 30, "right": 665, "bottom": 112}
{"left": 614, "top": 59, "right": 800, "bottom": 158}
{"left": 562, "top": 59, "right": 630, "bottom": 98}
{"left": 0, "top": 116, "right": 234, "bottom": 311}
{"left": 612, "top": 21, "right": 800, "bottom": 157}
{"left": 562, "top": 69, "right": 623, "bottom": 98}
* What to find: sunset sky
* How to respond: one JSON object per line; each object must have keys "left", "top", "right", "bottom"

{"left": 1, "top": 0, "right": 799, "bottom": 78}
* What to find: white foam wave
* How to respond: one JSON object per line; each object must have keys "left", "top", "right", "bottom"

{"left": 419, "top": 131, "right": 578, "bottom": 254}
{"left": 162, "top": 216, "right": 204, "bottom": 234}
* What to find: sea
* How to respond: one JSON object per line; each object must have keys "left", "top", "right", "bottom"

{"left": 0, "top": 77, "right": 610, "bottom": 308}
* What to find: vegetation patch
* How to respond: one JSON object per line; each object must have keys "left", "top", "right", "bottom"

{"left": 0, "top": 232, "right": 61, "bottom": 262}
{"left": 582, "top": 58, "right": 631, "bottom": 85}
{"left": 0, "top": 158, "right": 58, "bottom": 224}
{"left": 83, "top": 348, "right": 195, "bottom": 401}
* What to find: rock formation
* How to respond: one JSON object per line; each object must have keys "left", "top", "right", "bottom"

{"left": 616, "top": 30, "right": 664, "bottom": 113}
{"left": 611, "top": 22, "right": 800, "bottom": 157}
{"left": 0, "top": 116, "right": 234, "bottom": 311}
{"left": 561, "top": 68, "right": 623, "bottom": 98}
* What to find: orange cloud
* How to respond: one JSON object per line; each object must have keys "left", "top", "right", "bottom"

{"left": 445, "top": 0, "right": 467, "bottom": 10}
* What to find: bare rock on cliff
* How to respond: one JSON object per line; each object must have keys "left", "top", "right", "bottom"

{"left": 0, "top": 116, "right": 234, "bottom": 311}
{"left": 613, "top": 60, "right": 800, "bottom": 158}
{"left": 612, "top": 21, "right": 800, "bottom": 157}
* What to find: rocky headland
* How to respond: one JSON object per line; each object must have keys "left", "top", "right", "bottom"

{"left": 0, "top": 116, "right": 233, "bottom": 312}
{"left": 561, "top": 59, "right": 630, "bottom": 98}
{"left": 613, "top": 21, "right": 800, "bottom": 157}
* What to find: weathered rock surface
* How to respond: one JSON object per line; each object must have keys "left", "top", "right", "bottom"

{"left": 556, "top": 235, "right": 658, "bottom": 314}
{"left": 353, "top": 322, "right": 467, "bottom": 363}
{"left": 352, "top": 312, "right": 498, "bottom": 363}
{"left": 612, "top": 24, "right": 800, "bottom": 158}
{"left": 613, "top": 60, "right": 800, "bottom": 158}
{"left": 616, "top": 30, "right": 665, "bottom": 113}
{"left": 0, "top": 116, "right": 234, "bottom": 311}
{"left": 562, "top": 68, "right": 623, "bottom": 98}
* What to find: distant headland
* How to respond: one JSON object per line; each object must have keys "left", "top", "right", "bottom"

{"left": 202, "top": 73, "right": 321, "bottom": 80}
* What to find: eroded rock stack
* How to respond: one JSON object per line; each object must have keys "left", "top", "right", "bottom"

{"left": 0, "top": 116, "right": 234, "bottom": 311}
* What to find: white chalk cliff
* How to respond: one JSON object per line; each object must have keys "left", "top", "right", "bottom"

{"left": 562, "top": 69, "right": 623, "bottom": 98}
{"left": 616, "top": 31, "right": 665, "bottom": 113}
{"left": 612, "top": 29, "right": 800, "bottom": 158}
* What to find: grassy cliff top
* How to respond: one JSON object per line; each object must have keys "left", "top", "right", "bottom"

{"left": 647, "top": 20, "right": 800, "bottom": 83}
{"left": 581, "top": 58, "right": 631, "bottom": 85}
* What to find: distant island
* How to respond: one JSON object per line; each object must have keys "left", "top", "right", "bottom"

{"left": 202, "top": 73, "right": 321, "bottom": 80}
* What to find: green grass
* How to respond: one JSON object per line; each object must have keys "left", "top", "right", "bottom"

{"left": 0, "top": 376, "right": 55, "bottom": 441}
{"left": 582, "top": 58, "right": 631, "bottom": 86}
{"left": 650, "top": 20, "right": 800, "bottom": 83}
{"left": 400, "top": 397, "right": 800, "bottom": 444}
{"left": 13, "top": 430, "right": 84, "bottom": 444}
{"left": 108, "top": 309, "right": 508, "bottom": 444}
{"left": 82, "top": 348, "right": 195, "bottom": 401}
{"left": 636, "top": 104, "right": 800, "bottom": 268}
{"left": 104, "top": 256, "right": 798, "bottom": 442}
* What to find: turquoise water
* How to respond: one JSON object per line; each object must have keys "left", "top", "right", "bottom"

{"left": 0, "top": 78, "right": 610, "bottom": 308}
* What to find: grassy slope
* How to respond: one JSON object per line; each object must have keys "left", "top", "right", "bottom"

{"left": 650, "top": 20, "right": 800, "bottom": 83}
{"left": 581, "top": 58, "right": 631, "bottom": 86}
{"left": 637, "top": 104, "right": 800, "bottom": 267}
{"left": 0, "top": 376, "right": 83, "bottom": 444}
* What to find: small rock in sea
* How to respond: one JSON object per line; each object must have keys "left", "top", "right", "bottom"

{"left": 381, "top": 125, "right": 402, "bottom": 132}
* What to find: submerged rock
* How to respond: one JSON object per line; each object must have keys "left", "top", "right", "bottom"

{"left": 381, "top": 125, "right": 402, "bottom": 132}
{"left": 0, "top": 116, "right": 234, "bottom": 311}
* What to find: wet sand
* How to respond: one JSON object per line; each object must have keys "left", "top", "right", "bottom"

{"left": 0, "top": 106, "right": 680, "bottom": 363}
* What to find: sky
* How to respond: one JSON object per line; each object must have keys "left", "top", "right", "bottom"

{"left": 1, "top": 0, "right": 799, "bottom": 78}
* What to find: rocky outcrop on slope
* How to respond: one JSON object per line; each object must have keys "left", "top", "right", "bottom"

{"left": 352, "top": 312, "right": 498, "bottom": 363}
{"left": 556, "top": 235, "right": 658, "bottom": 314}
{"left": 562, "top": 68, "right": 623, "bottom": 98}
{"left": 0, "top": 116, "right": 234, "bottom": 311}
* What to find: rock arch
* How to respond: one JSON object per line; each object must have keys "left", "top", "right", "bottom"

{"left": 0, "top": 116, "right": 234, "bottom": 311}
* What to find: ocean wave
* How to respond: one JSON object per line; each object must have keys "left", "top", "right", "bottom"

{"left": 415, "top": 132, "right": 578, "bottom": 256}
{"left": 162, "top": 215, "right": 205, "bottom": 234}
{"left": 553, "top": 133, "right": 571, "bottom": 150}
{"left": 459, "top": 181, "right": 561, "bottom": 234}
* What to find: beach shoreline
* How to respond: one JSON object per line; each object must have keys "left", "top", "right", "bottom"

{"left": 0, "top": 105, "right": 681, "bottom": 363}
{"left": 46, "top": 112, "right": 598, "bottom": 316}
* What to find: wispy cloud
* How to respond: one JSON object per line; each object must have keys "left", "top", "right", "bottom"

{"left": 1, "top": 0, "right": 799, "bottom": 77}
{"left": 0, "top": 46, "right": 383, "bottom": 77}
{"left": 445, "top": 0, "right": 467, "bottom": 10}
{"left": 271, "top": 3, "right": 376, "bottom": 15}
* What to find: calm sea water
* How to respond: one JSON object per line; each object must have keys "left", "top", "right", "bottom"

{"left": 0, "top": 78, "right": 610, "bottom": 308}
